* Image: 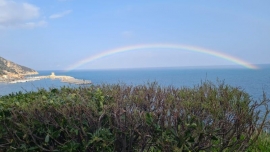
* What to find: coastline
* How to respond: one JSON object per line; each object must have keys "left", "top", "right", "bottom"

{"left": 0, "top": 72, "right": 91, "bottom": 85}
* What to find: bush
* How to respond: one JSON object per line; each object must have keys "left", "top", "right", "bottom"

{"left": 246, "top": 131, "right": 270, "bottom": 152}
{"left": 0, "top": 81, "right": 269, "bottom": 151}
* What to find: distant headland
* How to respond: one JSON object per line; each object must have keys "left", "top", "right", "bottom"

{"left": 0, "top": 56, "right": 38, "bottom": 82}
{"left": 9, "top": 72, "right": 91, "bottom": 85}
{"left": 0, "top": 56, "right": 91, "bottom": 85}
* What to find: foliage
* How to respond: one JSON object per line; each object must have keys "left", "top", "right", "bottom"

{"left": 246, "top": 131, "right": 270, "bottom": 152}
{"left": 0, "top": 81, "right": 269, "bottom": 151}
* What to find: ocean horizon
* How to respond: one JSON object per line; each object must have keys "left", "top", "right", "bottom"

{"left": 1, "top": 65, "right": 269, "bottom": 100}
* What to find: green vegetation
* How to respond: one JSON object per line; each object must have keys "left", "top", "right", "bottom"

{"left": 0, "top": 81, "right": 269, "bottom": 151}
{"left": 247, "top": 131, "right": 270, "bottom": 151}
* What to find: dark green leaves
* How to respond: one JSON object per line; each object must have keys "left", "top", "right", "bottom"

{"left": 0, "top": 81, "right": 268, "bottom": 151}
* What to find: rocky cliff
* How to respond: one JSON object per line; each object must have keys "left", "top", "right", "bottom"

{"left": 0, "top": 56, "right": 38, "bottom": 81}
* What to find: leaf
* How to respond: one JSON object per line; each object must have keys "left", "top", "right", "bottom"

{"left": 42, "top": 96, "right": 47, "bottom": 100}
{"left": 52, "top": 130, "right": 61, "bottom": 138}
{"left": 198, "top": 132, "right": 204, "bottom": 141}
{"left": 45, "top": 134, "right": 50, "bottom": 143}
{"left": 51, "top": 88, "right": 58, "bottom": 93}
{"left": 146, "top": 113, "right": 153, "bottom": 125}
{"left": 185, "top": 130, "right": 191, "bottom": 139}
{"left": 29, "top": 146, "right": 39, "bottom": 150}
{"left": 189, "top": 123, "right": 197, "bottom": 129}
{"left": 211, "top": 135, "right": 218, "bottom": 141}
{"left": 188, "top": 136, "right": 195, "bottom": 143}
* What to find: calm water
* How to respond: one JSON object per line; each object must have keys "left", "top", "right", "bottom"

{"left": 1, "top": 67, "right": 270, "bottom": 100}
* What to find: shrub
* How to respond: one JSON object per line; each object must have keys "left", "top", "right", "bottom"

{"left": 246, "top": 131, "right": 270, "bottom": 152}
{"left": 0, "top": 81, "right": 269, "bottom": 151}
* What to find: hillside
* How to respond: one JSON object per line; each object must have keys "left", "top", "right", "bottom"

{"left": 0, "top": 56, "right": 38, "bottom": 80}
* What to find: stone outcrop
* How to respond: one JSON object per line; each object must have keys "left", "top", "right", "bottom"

{"left": 0, "top": 56, "right": 38, "bottom": 81}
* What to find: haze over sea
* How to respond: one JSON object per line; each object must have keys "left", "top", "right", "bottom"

{"left": 1, "top": 65, "right": 270, "bottom": 100}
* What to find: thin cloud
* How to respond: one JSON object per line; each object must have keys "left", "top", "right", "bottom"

{"left": 21, "top": 20, "right": 47, "bottom": 28}
{"left": 121, "top": 31, "right": 133, "bottom": 38}
{"left": 49, "top": 10, "right": 72, "bottom": 19}
{"left": 0, "top": 0, "right": 41, "bottom": 28}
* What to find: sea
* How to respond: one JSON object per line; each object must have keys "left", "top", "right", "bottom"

{"left": 1, "top": 66, "right": 270, "bottom": 101}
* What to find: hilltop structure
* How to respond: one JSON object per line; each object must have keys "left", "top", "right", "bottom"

{"left": 50, "top": 72, "right": 56, "bottom": 79}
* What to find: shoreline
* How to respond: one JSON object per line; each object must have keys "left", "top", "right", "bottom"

{"left": 0, "top": 73, "right": 91, "bottom": 85}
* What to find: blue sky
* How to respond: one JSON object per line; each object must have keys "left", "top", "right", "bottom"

{"left": 0, "top": 0, "right": 269, "bottom": 70}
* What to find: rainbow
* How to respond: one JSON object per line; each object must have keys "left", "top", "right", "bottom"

{"left": 65, "top": 44, "right": 259, "bottom": 71}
